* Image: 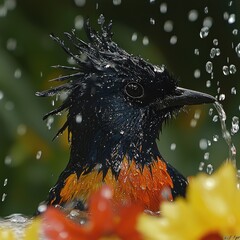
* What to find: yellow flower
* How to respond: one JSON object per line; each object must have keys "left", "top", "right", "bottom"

{"left": 0, "top": 228, "right": 15, "bottom": 240}
{"left": 138, "top": 162, "right": 240, "bottom": 240}
{"left": 24, "top": 218, "right": 41, "bottom": 240}
{"left": 0, "top": 218, "right": 41, "bottom": 240}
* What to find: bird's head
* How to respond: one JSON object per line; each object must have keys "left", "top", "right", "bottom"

{"left": 37, "top": 16, "right": 215, "bottom": 176}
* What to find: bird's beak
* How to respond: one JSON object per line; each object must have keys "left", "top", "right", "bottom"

{"left": 157, "top": 87, "right": 216, "bottom": 110}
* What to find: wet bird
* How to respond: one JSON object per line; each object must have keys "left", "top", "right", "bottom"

{"left": 37, "top": 16, "right": 215, "bottom": 212}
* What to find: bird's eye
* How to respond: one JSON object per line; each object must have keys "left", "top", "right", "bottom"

{"left": 124, "top": 82, "right": 144, "bottom": 99}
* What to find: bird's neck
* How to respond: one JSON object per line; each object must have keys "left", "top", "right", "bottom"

{"left": 68, "top": 117, "right": 162, "bottom": 176}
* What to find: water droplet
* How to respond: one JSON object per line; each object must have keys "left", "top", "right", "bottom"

{"left": 210, "top": 48, "right": 216, "bottom": 58}
{"left": 113, "top": 0, "right": 122, "bottom": 5}
{"left": 212, "top": 115, "right": 218, "bottom": 122}
{"left": 213, "top": 39, "right": 218, "bottom": 46}
{"left": 228, "top": 13, "right": 235, "bottom": 24}
{"left": 37, "top": 204, "right": 47, "bottom": 213}
{"left": 60, "top": 92, "right": 68, "bottom": 101}
{"left": 4, "top": 156, "right": 12, "bottom": 165}
{"left": 0, "top": 90, "right": 4, "bottom": 100}
{"left": 235, "top": 43, "right": 240, "bottom": 57}
{"left": 6, "top": 214, "right": 28, "bottom": 223}
{"left": 36, "top": 150, "right": 42, "bottom": 160}
{"left": 14, "top": 68, "right": 22, "bottom": 78}
{"left": 198, "top": 161, "right": 205, "bottom": 171}
{"left": 237, "top": 169, "right": 240, "bottom": 189}
{"left": 206, "top": 164, "right": 214, "bottom": 174}
{"left": 74, "top": 0, "right": 86, "bottom": 7}
{"left": 194, "top": 69, "right": 201, "bottom": 78}
{"left": 161, "top": 187, "right": 172, "bottom": 200}
{"left": 159, "top": 3, "right": 167, "bottom": 13}
{"left": 6, "top": 38, "right": 17, "bottom": 51}
{"left": 199, "top": 139, "right": 208, "bottom": 150}
{"left": 223, "top": 12, "right": 229, "bottom": 20}
{"left": 3, "top": 178, "right": 8, "bottom": 187}
{"left": 204, "top": 152, "right": 210, "bottom": 160}
{"left": 164, "top": 20, "right": 173, "bottom": 32}
{"left": 223, "top": 130, "right": 231, "bottom": 140}
{"left": 67, "top": 57, "right": 77, "bottom": 65}
{"left": 5, "top": 0, "right": 17, "bottom": 10}
{"left": 120, "top": 130, "right": 124, "bottom": 135}
{"left": 213, "top": 135, "right": 219, "bottom": 142}
{"left": 190, "top": 119, "right": 197, "bottom": 128}
{"left": 219, "top": 94, "right": 225, "bottom": 101}
{"left": 231, "top": 145, "right": 237, "bottom": 158}
{"left": 231, "top": 116, "right": 239, "bottom": 135}
{"left": 0, "top": 5, "right": 7, "bottom": 17}
{"left": 131, "top": 32, "right": 138, "bottom": 41}
{"left": 205, "top": 61, "right": 213, "bottom": 73}
{"left": 75, "top": 114, "right": 82, "bottom": 123}
{"left": 210, "top": 72, "right": 214, "bottom": 79}
{"left": 215, "top": 48, "right": 221, "bottom": 56}
{"left": 170, "top": 35, "right": 177, "bottom": 45}
{"left": 75, "top": 15, "right": 84, "bottom": 30}
{"left": 69, "top": 209, "right": 80, "bottom": 218}
{"left": 2, "top": 193, "right": 7, "bottom": 202}
{"left": 231, "top": 87, "right": 237, "bottom": 95}
{"left": 150, "top": 18, "right": 155, "bottom": 25}
{"left": 222, "top": 65, "right": 229, "bottom": 75}
{"left": 194, "top": 110, "right": 201, "bottom": 119}
{"left": 214, "top": 102, "right": 236, "bottom": 163}
{"left": 206, "top": 80, "right": 211, "bottom": 88}
{"left": 194, "top": 48, "right": 200, "bottom": 56}
{"left": 203, "top": 17, "right": 213, "bottom": 28}
{"left": 188, "top": 9, "right": 198, "bottom": 22}
{"left": 170, "top": 143, "right": 176, "bottom": 151}
{"left": 46, "top": 116, "right": 54, "bottom": 130}
{"left": 209, "top": 108, "right": 213, "bottom": 117}
{"left": 142, "top": 36, "right": 149, "bottom": 45}
{"left": 200, "top": 26, "right": 209, "bottom": 38}
{"left": 232, "top": 29, "right": 238, "bottom": 35}
{"left": 149, "top": 0, "right": 155, "bottom": 3}
{"left": 5, "top": 101, "right": 14, "bottom": 111}
{"left": 204, "top": 6, "right": 208, "bottom": 14}
{"left": 154, "top": 65, "right": 165, "bottom": 73}
{"left": 229, "top": 64, "right": 237, "bottom": 74}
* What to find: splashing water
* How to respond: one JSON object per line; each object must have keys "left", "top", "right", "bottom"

{"left": 213, "top": 101, "right": 237, "bottom": 166}
{"left": 0, "top": 214, "right": 32, "bottom": 239}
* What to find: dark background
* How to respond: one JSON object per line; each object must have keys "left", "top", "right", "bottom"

{"left": 0, "top": 0, "right": 240, "bottom": 216}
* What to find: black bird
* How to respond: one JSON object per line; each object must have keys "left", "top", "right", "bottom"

{"left": 37, "top": 16, "right": 215, "bottom": 212}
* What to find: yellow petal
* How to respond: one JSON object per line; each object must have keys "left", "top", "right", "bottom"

{"left": 138, "top": 162, "right": 240, "bottom": 239}
{"left": 0, "top": 229, "right": 15, "bottom": 240}
{"left": 23, "top": 218, "right": 41, "bottom": 240}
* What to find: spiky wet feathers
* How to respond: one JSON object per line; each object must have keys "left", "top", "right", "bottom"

{"left": 37, "top": 18, "right": 180, "bottom": 176}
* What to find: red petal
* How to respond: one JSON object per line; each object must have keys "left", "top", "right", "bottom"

{"left": 89, "top": 185, "right": 115, "bottom": 237}
{"left": 116, "top": 204, "right": 143, "bottom": 240}
{"left": 42, "top": 207, "right": 88, "bottom": 240}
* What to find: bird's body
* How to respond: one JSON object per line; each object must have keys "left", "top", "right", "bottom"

{"left": 53, "top": 157, "right": 173, "bottom": 212}
{"left": 37, "top": 16, "right": 215, "bottom": 212}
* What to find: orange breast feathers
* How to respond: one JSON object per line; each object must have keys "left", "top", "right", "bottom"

{"left": 60, "top": 157, "right": 173, "bottom": 212}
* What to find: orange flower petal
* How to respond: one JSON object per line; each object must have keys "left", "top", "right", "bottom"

{"left": 43, "top": 185, "right": 143, "bottom": 240}
{"left": 89, "top": 185, "right": 115, "bottom": 237}
{"left": 116, "top": 204, "right": 143, "bottom": 240}
{"left": 43, "top": 207, "right": 88, "bottom": 240}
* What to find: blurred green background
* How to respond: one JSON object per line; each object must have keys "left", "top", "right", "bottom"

{"left": 0, "top": 0, "right": 240, "bottom": 216}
